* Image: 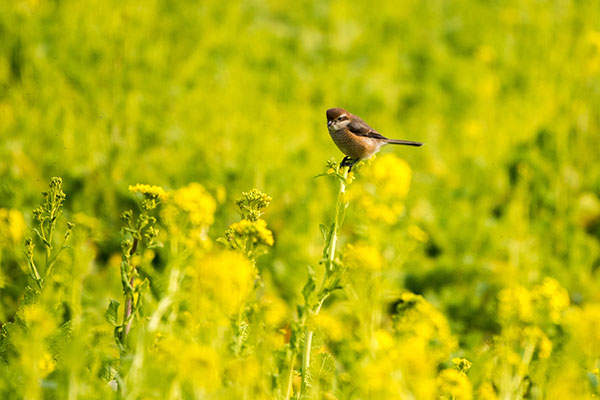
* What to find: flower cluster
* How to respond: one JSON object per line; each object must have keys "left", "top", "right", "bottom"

{"left": 172, "top": 183, "right": 217, "bottom": 227}
{"left": 437, "top": 368, "right": 473, "bottom": 400}
{"left": 161, "top": 182, "right": 217, "bottom": 251}
{"left": 221, "top": 189, "right": 273, "bottom": 260}
{"left": 393, "top": 292, "right": 457, "bottom": 362}
{"left": 129, "top": 183, "right": 168, "bottom": 211}
{"left": 350, "top": 154, "right": 412, "bottom": 224}
{"left": 228, "top": 219, "right": 274, "bottom": 247}
{"left": 235, "top": 188, "right": 272, "bottom": 222}
{"left": 192, "top": 250, "right": 257, "bottom": 316}
{"left": 498, "top": 277, "right": 569, "bottom": 325}
{"left": 480, "top": 277, "right": 571, "bottom": 398}
{"left": 342, "top": 242, "right": 383, "bottom": 271}
{"left": 0, "top": 208, "right": 25, "bottom": 247}
{"left": 128, "top": 183, "right": 168, "bottom": 201}
{"left": 352, "top": 292, "right": 462, "bottom": 399}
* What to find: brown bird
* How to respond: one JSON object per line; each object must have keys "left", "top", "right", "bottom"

{"left": 326, "top": 108, "right": 423, "bottom": 170}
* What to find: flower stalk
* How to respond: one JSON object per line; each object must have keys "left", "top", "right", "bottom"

{"left": 296, "top": 161, "right": 350, "bottom": 399}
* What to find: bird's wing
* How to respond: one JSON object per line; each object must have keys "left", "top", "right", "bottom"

{"left": 347, "top": 117, "right": 389, "bottom": 140}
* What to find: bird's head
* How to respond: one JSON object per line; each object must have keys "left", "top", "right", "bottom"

{"left": 326, "top": 108, "right": 351, "bottom": 131}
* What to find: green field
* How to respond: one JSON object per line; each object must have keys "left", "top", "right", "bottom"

{"left": 1, "top": 0, "right": 600, "bottom": 398}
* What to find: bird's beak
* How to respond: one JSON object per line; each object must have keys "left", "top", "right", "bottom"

{"left": 327, "top": 120, "right": 333, "bottom": 127}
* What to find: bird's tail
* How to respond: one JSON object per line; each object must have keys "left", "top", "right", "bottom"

{"left": 386, "top": 139, "right": 423, "bottom": 146}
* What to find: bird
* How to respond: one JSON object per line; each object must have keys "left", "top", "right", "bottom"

{"left": 326, "top": 108, "right": 423, "bottom": 170}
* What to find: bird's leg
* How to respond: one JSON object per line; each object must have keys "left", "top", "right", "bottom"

{"left": 340, "top": 156, "right": 359, "bottom": 172}
{"left": 347, "top": 158, "right": 359, "bottom": 172}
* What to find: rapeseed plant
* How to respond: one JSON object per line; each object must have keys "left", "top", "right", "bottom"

{"left": 2, "top": 0, "right": 600, "bottom": 397}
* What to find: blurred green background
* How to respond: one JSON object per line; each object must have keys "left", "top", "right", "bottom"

{"left": 1, "top": 0, "right": 600, "bottom": 397}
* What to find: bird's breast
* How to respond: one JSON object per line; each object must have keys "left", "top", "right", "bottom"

{"left": 328, "top": 128, "right": 380, "bottom": 159}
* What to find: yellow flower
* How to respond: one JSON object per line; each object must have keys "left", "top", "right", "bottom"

{"left": 154, "top": 333, "right": 220, "bottom": 390}
{"left": 532, "top": 277, "right": 569, "bottom": 324}
{"left": 315, "top": 312, "right": 345, "bottom": 342}
{"left": 362, "top": 337, "right": 437, "bottom": 399}
{"left": 538, "top": 333, "right": 552, "bottom": 359}
{"left": 565, "top": 303, "right": 600, "bottom": 358}
{"left": 261, "top": 293, "right": 288, "bottom": 327}
{"left": 351, "top": 154, "right": 412, "bottom": 224}
{"left": 172, "top": 183, "right": 216, "bottom": 227}
{"left": 342, "top": 242, "right": 383, "bottom": 271}
{"left": 373, "top": 329, "right": 395, "bottom": 351}
{"left": 128, "top": 183, "right": 168, "bottom": 201}
{"left": 478, "top": 382, "right": 498, "bottom": 400}
{"left": 225, "top": 357, "right": 260, "bottom": 387}
{"left": 437, "top": 368, "right": 473, "bottom": 400}
{"left": 229, "top": 219, "right": 274, "bottom": 247}
{"left": 394, "top": 292, "right": 457, "bottom": 363}
{"left": 498, "top": 286, "right": 533, "bottom": 323}
{"left": 452, "top": 357, "right": 473, "bottom": 374}
{"left": 20, "top": 304, "right": 57, "bottom": 337}
{"left": 38, "top": 351, "right": 55, "bottom": 378}
{"left": 523, "top": 326, "right": 552, "bottom": 359}
{"left": 367, "top": 154, "right": 412, "bottom": 199}
{"left": 408, "top": 224, "right": 429, "bottom": 243}
{"left": 0, "top": 208, "right": 26, "bottom": 246}
{"left": 194, "top": 251, "right": 256, "bottom": 315}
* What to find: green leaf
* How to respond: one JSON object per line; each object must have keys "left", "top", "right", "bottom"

{"left": 309, "top": 352, "right": 336, "bottom": 391}
{"left": 302, "top": 265, "right": 317, "bottom": 307}
{"left": 319, "top": 224, "right": 329, "bottom": 242}
{"left": 105, "top": 299, "right": 120, "bottom": 326}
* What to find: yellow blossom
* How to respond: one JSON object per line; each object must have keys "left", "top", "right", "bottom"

{"left": 225, "top": 356, "right": 260, "bottom": 387}
{"left": 342, "top": 242, "right": 383, "bottom": 271}
{"left": 362, "top": 337, "right": 438, "bottom": 399}
{"left": 394, "top": 292, "right": 457, "bottom": 363}
{"left": 532, "top": 277, "right": 569, "bottom": 324}
{"left": 38, "top": 351, "right": 55, "bottom": 377}
{"left": 261, "top": 293, "right": 288, "bottom": 327}
{"left": 452, "top": 357, "right": 473, "bottom": 374}
{"left": 154, "top": 333, "right": 220, "bottom": 390}
{"left": 478, "top": 382, "right": 498, "bottom": 400}
{"left": 172, "top": 183, "right": 216, "bottom": 227}
{"left": 20, "top": 304, "right": 57, "bottom": 337}
{"left": 0, "top": 208, "right": 26, "bottom": 245}
{"left": 316, "top": 312, "right": 345, "bottom": 342}
{"left": 538, "top": 333, "right": 552, "bottom": 359}
{"left": 128, "top": 183, "right": 168, "bottom": 201}
{"left": 194, "top": 251, "right": 256, "bottom": 315}
{"left": 408, "top": 224, "right": 429, "bottom": 243}
{"left": 565, "top": 303, "right": 600, "bottom": 358}
{"left": 351, "top": 154, "right": 412, "bottom": 224}
{"left": 523, "top": 326, "right": 552, "bottom": 359}
{"left": 437, "top": 368, "right": 473, "bottom": 400}
{"left": 498, "top": 286, "right": 532, "bottom": 323}
{"left": 373, "top": 329, "right": 395, "bottom": 351}
{"left": 229, "top": 219, "right": 274, "bottom": 247}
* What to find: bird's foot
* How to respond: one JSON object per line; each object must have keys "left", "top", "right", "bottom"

{"left": 340, "top": 156, "right": 359, "bottom": 172}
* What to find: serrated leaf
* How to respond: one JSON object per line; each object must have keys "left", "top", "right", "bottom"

{"left": 23, "top": 286, "right": 39, "bottom": 305}
{"left": 302, "top": 265, "right": 317, "bottom": 306}
{"left": 105, "top": 299, "right": 120, "bottom": 326}
{"left": 319, "top": 224, "right": 329, "bottom": 241}
{"left": 309, "top": 352, "right": 336, "bottom": 391}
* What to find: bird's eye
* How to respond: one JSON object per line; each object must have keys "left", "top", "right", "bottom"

{"left": 337, "top": 116, "right": 343, "bottom": 121}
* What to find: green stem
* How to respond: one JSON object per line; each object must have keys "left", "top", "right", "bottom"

{"left": 26, "top": 253, "right": 43, "bottom": 289}
{"left": 327, "top": 167, "right": 349, "bottom": 269}
{"left": 299, "top": 165, "right": 349, "bottom": 398}
{"left": 284, "top": 352, "right": 296, "bottom": 400}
